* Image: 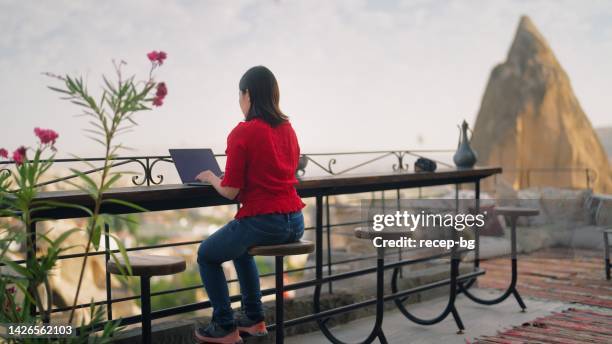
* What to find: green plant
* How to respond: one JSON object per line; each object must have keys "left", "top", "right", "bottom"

{"left": 46, "top": 50, "right": 168, "bottom": 337}
{"left": 0, "top": 50, "right": 168, "bottom": 343}
{"left": 0, "top": 130, "right": 89, "bottom": 342}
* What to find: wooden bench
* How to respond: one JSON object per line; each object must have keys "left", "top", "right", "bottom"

{"left": 107, "top": 254, "right": 186, "bottom": 344}
{"left": 248, "top": 240, "right": 314, "bottom": 344}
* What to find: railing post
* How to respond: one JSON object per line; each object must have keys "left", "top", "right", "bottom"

{"left": 313, "top": 195, "right": 324, "bottom": 326}
{"left": 27, "top": 221, "right": 37, "bottom": 318}
{"left": 315, "top": 196, "right": 323, "bottom": 282}
{"left": 275, "top": 256, "right": 285, "bottom": 344}
{"left": 140, "top": 276, "right": 152, "bottom": 344}
{"left": 104, "top": 223, "right": 113, "bottom": 321}
{"left": 396, "top": 188, "right": 403, "bottom": 279}
{"left": 455, "top": 184, "right": 459, "bottom": 213}
{"left": 145, "top": 158, "right": 151, "bottom": 186}
{"left": 474, "top": 180, "right": 480, "bottom": 269}
{"left": 325, "top": 195, "right": 333, "bottom": 294}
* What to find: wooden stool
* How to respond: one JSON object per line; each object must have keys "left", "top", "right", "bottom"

{"left": 107, "top": 254, "right": 186, "bottom": 344}
{"left": 604, "top": 229, "right": 612, "bottom": 280}
{"left": 248, "top": 240, "right": 314, "bottom": 344}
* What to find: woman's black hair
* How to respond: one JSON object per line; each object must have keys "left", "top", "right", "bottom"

{"left": 239, "top": 66, "right": 288, "bottom": 127}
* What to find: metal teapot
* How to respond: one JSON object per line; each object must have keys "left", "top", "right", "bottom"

{"left": 453, "top": 120, "right": 478, "bottom": 169}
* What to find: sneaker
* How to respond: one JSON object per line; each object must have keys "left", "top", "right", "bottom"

{"left": 194, "top": 321, "right": 242, "bottom": 344}
{"left": 235, "top": 311, "right": 268, "bottom": 337}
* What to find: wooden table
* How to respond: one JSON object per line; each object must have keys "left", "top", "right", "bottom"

{"left": 31, "top": 167, "right": 502, "bottom": 219}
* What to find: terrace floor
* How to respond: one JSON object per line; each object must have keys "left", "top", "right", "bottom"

{"left": 478, "top": 248, "right": 611, "bottom": 309}
{"left": 286, "top": 248, "right": 612, "bottom": 343}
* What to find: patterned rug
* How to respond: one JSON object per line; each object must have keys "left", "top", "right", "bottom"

{"left": 474, "top": 248, "right": 611, "bottom": 343}
{"left": 477, "top": 248, "right": 612, "bottom": 308}
{"left": 474, "top": 308, "right": 612, "bottom": 343}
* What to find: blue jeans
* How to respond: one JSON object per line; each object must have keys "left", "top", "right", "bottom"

{"left": 197, "top": 211, "right": 305, "bottom": 326}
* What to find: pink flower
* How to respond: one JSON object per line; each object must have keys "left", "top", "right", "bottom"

{"left": 147, "top": 51, "right": 159, "bottom": 62}
{"left": 151, "top": 82, "right": 167, "bottom": 107}
{"left": 6, "top": 286, "right": 15, "bottom": 294}
{"left": 34, "top": 127, "right": 59, "bottom": 145}
{"left": 152, "top": 97, "right": 164, "bottom": 107}
{"left": 0, "top": 148, "right": 7, "bottom": 159}
{"left": 12, "top": 146, "right": 26, "bottom": 165}
{"left": 157, "top": 51, "right": 167, "bottom": 64}
{"left": 147, "top": 50, "right": 167, "bottom": 65}
{"left": 156, "top": 82, "right": 168, "bottom": 98}
{"left": 147, "top": 51, "right": 168, "bottom": 106}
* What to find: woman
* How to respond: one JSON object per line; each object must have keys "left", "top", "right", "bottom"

{"left": 194, "top": 66, "right": 305, "bottom": 343}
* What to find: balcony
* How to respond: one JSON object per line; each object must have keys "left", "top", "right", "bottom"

{"left": 1, "top": 150, "right": 610, "bottom": 343}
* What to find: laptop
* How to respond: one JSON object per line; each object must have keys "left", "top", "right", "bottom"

{"left": 169, "top": 148, "right": 223, "bottom": 186}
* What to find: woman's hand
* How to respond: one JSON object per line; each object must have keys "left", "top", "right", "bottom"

{"left": 195, "top": 170, "right": 218, "bottom": 184}
{"left": 195, "top": 170, "right": 239, "bottom": 200}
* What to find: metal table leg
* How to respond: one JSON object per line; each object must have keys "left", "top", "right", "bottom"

{"left": 458, "top": 215, "right": 526, "bottom": 312}
{"left": 391, "top": 246, "right": 465, "bottom": 334}
{"left": 140, "top": 275, "right": 152, "bottom": 344}
{"left": 313, "top": 244, "right": 388, "bottom": 344}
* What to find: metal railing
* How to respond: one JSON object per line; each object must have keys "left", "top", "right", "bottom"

{"left": 491, "top": 167, "right": 597, "bottom": 190}
{"left": 0, "top": 150, "right": 598, "bottom": 338}
{"left": 0, "top": 150, "right": 596, "bottom": 190}
{"left": 0, "top": 149, "right": 457, "bottom": 188}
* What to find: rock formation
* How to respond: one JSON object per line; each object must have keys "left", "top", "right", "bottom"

{"left": 596, "top": 127, "right": 612, "bottom": 163}
{"left": 471, "top": 16, "right": 611, "bottom": 193}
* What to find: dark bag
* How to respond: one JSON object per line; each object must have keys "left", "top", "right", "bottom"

{"left": 414, "top": 157, "right": 437, "bottom": 172}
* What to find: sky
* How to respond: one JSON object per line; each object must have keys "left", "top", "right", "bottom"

{"left": 1, "top": 0, "right": 611, "bottom": 158}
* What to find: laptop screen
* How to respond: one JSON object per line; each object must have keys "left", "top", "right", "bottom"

{"left": 169, "top": 148, "right": 223, "bottom": 184}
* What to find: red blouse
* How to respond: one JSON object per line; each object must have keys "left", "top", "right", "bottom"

{"left": 220, "top": 118, "right": 305, "bottom": 219}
